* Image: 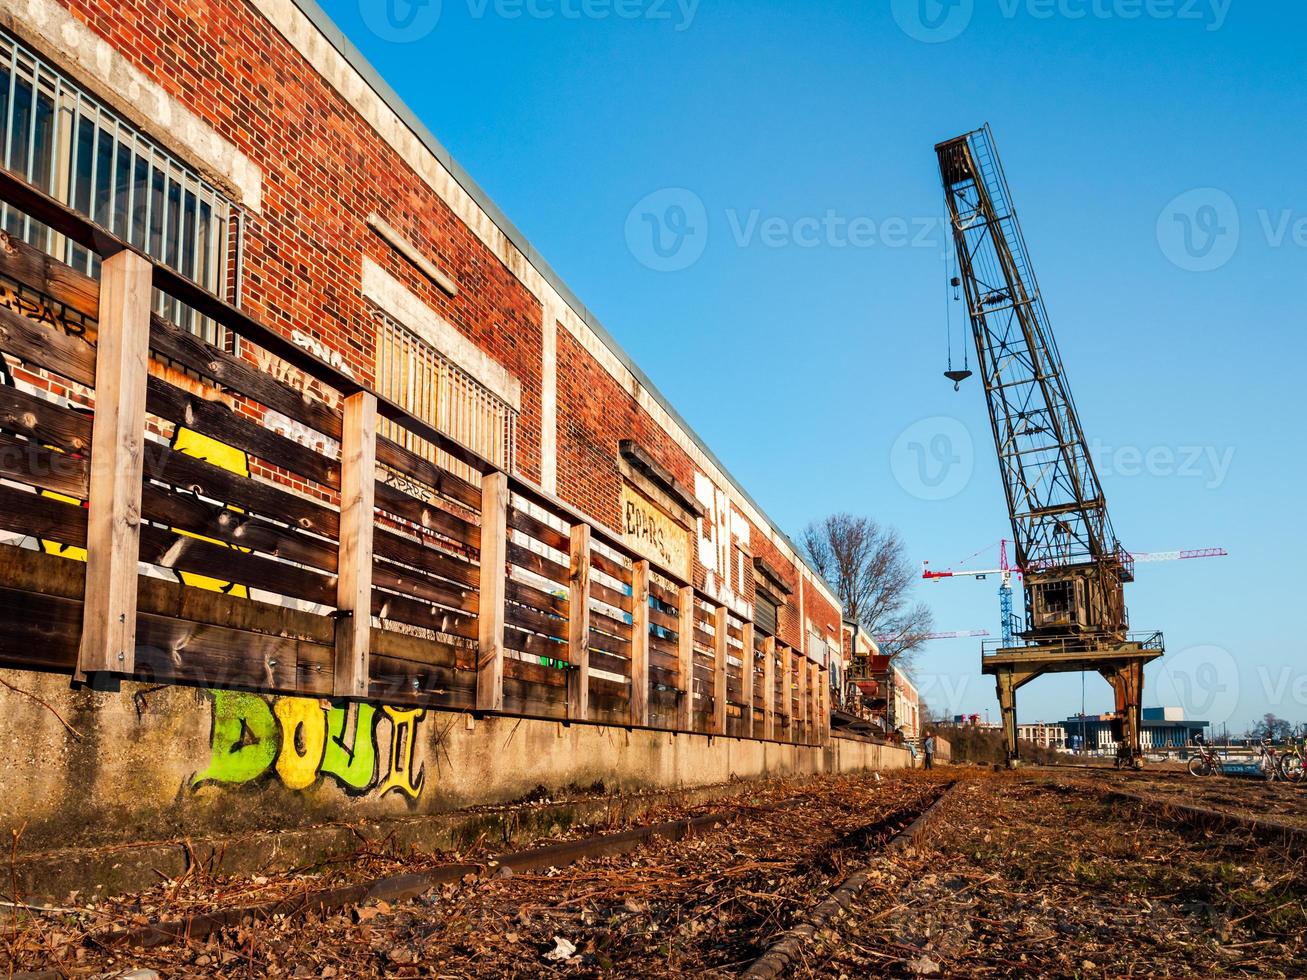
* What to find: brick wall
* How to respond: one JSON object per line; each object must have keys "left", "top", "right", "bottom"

{"left": 31, "top": 0, "right": 842, "bottom": 642}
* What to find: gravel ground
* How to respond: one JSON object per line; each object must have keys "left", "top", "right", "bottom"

{"left": 800, "top": 772, "right": 1307, "bottom": 978}
{"left": 1040, "top": 764, "right": 1307, "bottom": 831}
{"left": 3, "top": 771, "right": 946, "bottom": 977}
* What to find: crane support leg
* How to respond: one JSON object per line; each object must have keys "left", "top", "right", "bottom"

{"left": 1100, "top": 659, "right": 1147, "bottom": 769}
{"left": 993, "top": 666, "right": 1042, "bottom": 768}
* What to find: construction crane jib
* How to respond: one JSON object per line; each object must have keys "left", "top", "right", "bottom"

{"left": 935, "top": 125, "right": 1165, "bottom": 768}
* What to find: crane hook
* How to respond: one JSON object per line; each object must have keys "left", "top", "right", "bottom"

{"left": 945, "top": 369, "right": 972, "bottom": 391}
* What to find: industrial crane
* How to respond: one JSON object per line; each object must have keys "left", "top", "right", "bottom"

{"left": 923, "top": 541, "right": 1227, "bottom": 646}
{"left": 935, "top": 125, "right": 1168, "bottom": 767}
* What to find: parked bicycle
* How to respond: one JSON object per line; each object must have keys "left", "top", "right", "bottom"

{"left": 1279, "top": 737, "right": 1305, "bottom": 783}
{"left": 1256, "top": 739, "right": 1283, "bottom": 781}
{"left": 1187, "top": 735, "right": 1225, "bottom": 777}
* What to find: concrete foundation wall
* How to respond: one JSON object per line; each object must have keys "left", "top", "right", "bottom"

{"left": 2, "top": 670, "right": 910, "bottom": 856}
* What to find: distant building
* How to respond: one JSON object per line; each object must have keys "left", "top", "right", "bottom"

{"left": 1060, "top": 708, "right": 1208, "bottom": 751}
{"left": 1017, "top": 722, "right": 1068, "bottom": 750}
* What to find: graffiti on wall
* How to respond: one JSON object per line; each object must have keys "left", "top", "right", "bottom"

{"left": 620, "top": 482, "right": 691, "bottom": 581}
{"left": 693, "top": 472, "right": 751, "bottom": 618}
{"left": 192, "top": 690, "right": 426, "bottom": 800}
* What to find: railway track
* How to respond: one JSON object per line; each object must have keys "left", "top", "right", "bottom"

{"left": 30, "top": 770, "right": 956, "bottom": 976}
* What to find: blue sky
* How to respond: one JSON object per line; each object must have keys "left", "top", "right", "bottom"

{"left": 323, "top": 0, "right": 1305, "bottom": 733}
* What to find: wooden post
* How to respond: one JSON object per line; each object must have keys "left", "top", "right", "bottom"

{"left": 712, "top": 605, "right": 728, "bottom": 735}
{"left": 741, "top": 622, "right": 755, "bottom": 739}
{"left": 630, "top": 560, "right": 650, "bottom": 727}
{"left": 567, "top": 523, "right": 591, "bottom": 721}
{"left": 807, "top": 661, "right": 818, "bottom": 745}
{"left": 334, "top": 391, "right": 378, "bottom": 698}
{"left": 77, "top": 250, "right": 152, "bottom": 679}
{"left": 476, "top": 471, "right": 509, "bottom": 712}
{"left": 796, "top": 655, "right": 809, "bottom": 745}
{"left": 676, "top": 586, "right": 694, "bottom": 731}
{"left": 818, "top": 667, "right": 828, "bottom": 744}
{"left": 762, "top": 635, "right": 776, "bottom": 741}
{"left": 781, "top": 645, "right": 794, "bottom": 742}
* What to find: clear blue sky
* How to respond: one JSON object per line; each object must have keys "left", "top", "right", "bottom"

{"left": 322, "top": 0, "right": 1305, "bottom": 733}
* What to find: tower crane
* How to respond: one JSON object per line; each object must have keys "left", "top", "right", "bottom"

{"left": 936, "top": 125, "right": 1170, "bottom": 767}
{"left": 923, "top": 541, "right": 1228, "bottom": 647}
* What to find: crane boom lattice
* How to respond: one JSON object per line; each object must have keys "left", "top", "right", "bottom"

{"left": 935, "top": 126, "right": 1165, "bottom": 768}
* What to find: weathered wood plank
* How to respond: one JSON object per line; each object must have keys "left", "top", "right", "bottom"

{"left": 0, "top": 301, "right": 96, "bottom": 385}
{"left": 676, "top": 585, "right": 694, "bottom": 731}
{"left": 0, "top": 228, "right": 100, "bottom": 320}
{"left": 374, "top": 481, "right": 479, "bottom": 549}
{"left": 506, "top": 541, "right": 570, "bottom": 586}
{"left": 741, "top": 621, "right": 755, "bottom": 739}
{"left": 763, "top": 635, "right": 776, "bottom": 741}
{"left": 334, "top": 392, "right": 377, "bottom": 699}
{"left": 78, "top": 250, "right": 152, "bottom": 678}
{"left": 713, "top": 605, "right": 728, "bottom": 735}
{"left": 567, "top": 523, "right": 591, "bottom": 722}
{"left": 375, "top": 436, "right": 480, "bottom": 511}
{"left": 505, "top": 577, "right": 566, "bottom": 617}
{"left": 148, "top": 313, "right": 343, "bottom": 440}
{"left": 629, "top": 560, "right": 650, "bottom": 728}
{"left": 476, "top": 471, "right": 507, "bottom": 711}
{"left": 507, "top": 505, "right": 569, "bottom": 552}
{"left": 145, "top": 375, "right": 340, "bottom": 489}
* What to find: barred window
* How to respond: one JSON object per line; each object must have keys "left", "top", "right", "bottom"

{"left": 0, "top": 29, "right": 235, "bottom": 343}
{"left": 375, "top": 312, "right": 517, "bottom": 484}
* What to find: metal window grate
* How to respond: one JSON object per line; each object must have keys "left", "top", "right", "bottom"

{"left": 375, "top": 312, "right": 517, "bottom": 484}
{"left": 0, "top": 28, "right": 235, "bottom": 344}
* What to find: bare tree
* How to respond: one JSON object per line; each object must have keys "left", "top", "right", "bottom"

{"left": 801, "top": 513, "right": 934, "bottom": 670}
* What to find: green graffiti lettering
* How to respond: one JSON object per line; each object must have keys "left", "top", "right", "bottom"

{"left": 192, "top": 691, "right": 278, "bottom": 786}
{"left": 320, "top": 703, "right": 379, "bottom": 792}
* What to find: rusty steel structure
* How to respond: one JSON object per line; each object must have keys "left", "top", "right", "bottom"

{"left": 935, "top": 125, "right": 1164, "bottom": 767}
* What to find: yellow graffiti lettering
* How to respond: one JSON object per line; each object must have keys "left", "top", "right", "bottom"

{"left": 170, "top": 426, "right": 251, "bottom": 598}
{"left": 377, "top": 706, "right": 425, "bottom": 800}
{"left": 273, "top": 698, "right": 327, "bottom": 791}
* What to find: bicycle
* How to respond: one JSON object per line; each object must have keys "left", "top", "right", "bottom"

{"left": 1187, "top": 736, "right": 1224, "bottom": 777}
{"left": 1278, "top": 738, "right": 1305, "bottom": 783}
{"left": 1256, "top": 739, "right": 1282, "bottom": 782}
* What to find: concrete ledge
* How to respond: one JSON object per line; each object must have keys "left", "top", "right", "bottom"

{"left": 1, "top": 670, "right": 910, "bottom": 899}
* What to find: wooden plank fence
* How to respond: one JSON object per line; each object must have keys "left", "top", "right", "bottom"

{"left": 0, "top": 167, "right": 827, "bottom": 746}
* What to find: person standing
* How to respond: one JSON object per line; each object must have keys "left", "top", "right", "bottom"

{"left": 923, "top": 730, "right": 936, "bottom": 770}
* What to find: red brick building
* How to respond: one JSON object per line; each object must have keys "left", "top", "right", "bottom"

{"left": 0, "top": 0, "right": 841, "bottom": 659}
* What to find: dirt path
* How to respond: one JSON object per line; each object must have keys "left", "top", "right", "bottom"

{"left": 4, "top": 771, "right": 947, "bottom": 977}
{"left": 801, "top": 772, "right": 1307, "bottom": 978}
